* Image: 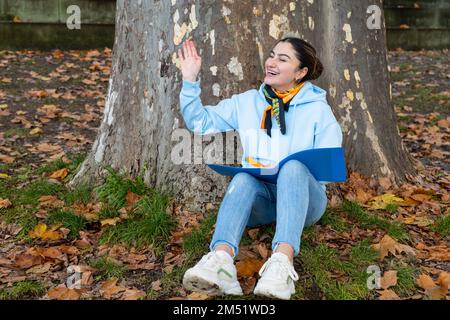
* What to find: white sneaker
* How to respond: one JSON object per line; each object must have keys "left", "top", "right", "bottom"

{"left": 253, "top": 252, "right": 299, "bottom": 300}
{"left": 183, "top": 250, "right": 243, "bottom": 296}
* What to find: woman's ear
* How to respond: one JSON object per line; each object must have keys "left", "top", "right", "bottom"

{"left": 296, "top": 67, "right": 308, "bottom": 82}
{"left": 300, "top": 67, "right": 308, "bottom": 80}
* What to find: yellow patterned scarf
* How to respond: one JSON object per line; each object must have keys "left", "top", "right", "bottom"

{"left": 261, "top": 81, "right": 305, "bottom": 137}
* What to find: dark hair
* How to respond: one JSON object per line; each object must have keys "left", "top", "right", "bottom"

{"left": 277, "top": 37, "right": 323, "bottom": 82}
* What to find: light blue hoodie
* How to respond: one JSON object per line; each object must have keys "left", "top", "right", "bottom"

{"left": 179, "top": 79, "right": 343, "bottom": 190}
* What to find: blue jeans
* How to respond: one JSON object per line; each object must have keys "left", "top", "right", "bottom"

{"left": 209, "top": 160, "right": 328, "bottom": 258}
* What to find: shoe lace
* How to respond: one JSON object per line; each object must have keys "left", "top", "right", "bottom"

{"left": 259, "top": 256, "right": 299, "bottom": 282}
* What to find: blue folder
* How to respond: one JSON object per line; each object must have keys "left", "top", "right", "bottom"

{"left": 207, "top": 147, "right": 347, "bottom": 184}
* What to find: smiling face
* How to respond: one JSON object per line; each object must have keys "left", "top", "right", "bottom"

{"left": 264, "top": 41, "right": 308, "bottom": 91}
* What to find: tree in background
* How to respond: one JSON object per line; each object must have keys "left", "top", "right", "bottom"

{"left": 71, "top": 0, "right": 418, "bottom": 211}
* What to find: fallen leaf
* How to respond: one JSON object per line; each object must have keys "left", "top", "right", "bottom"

{"left": 29, "top": 247, "right": 63, "bottom": 260}
{"left": 125, "top": 191, "right": 142, "bottom": 207}
{"left": 236, "top": 258, "right": 264, "bottom": 277}
{"left": 438, "top": 272, "right": 450, "bottom": 290}
{"left": 151, "top": 280, "right": 161, "bottom": 291}
{"left": 380, "top": 270, "right": 398, "bottom": 289}
{"left": 59, "top": 245, "right": 80, "bottom": 255}
{"left": 367, "top": 193, "right": 404, "bottom": 210}
{"left": 100, "top": 217, "right": 121, "bottom": 227}
{"left": 0, "top": 154, "right": 15, "bottom": 164}
{"left": 28, "top": 223, "right": 63, "bottom": 241}
{"left": 416, "top": 274, "right": 447, "bottom": 300}
{"left": 255, "top": 243, "right": 269, "bottom": 260}
{"left": 47, "top": 287, "right": 81, "bottom": 300}
{"left": 38, "top": 195, "right": 64, "bottom": 208}
{"left": 99, "top": 278, "right": 126, "bottom": 299}
{"left": 372, "top": 235, "right": 416, "bottom": 261}
{"left": 402, "top": 215, "right": 434, "bottom": 227}
{"left": 377, "top": 289, "right": 400, "bottom": 300}
{"left": 29, "top": 127, "right": 43, "bottom": 135}
{"left": 187, "top": 292, "right": 210, "bottom": 300}
{"left": 26, "top": 262, "right": 52, "bottom": 274}
{"left": 411, "top": 194, "right": 432, "bottom": 202}
{"left": 0, "top": 198, "right": 12, "bottom": 208}
{"left": 121, "top": 289, "right": 146, "bottom": 300}
{"left": 247, "top": 228, "right": 259, "bottom": 240}
{"left": 14, "top": 253, "right": 42, "bottom": 269}
{"left": 48, "top": 168, "right": 68, "bottom": 180}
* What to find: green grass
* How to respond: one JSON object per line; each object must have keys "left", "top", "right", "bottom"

{"left": 89, "top": 257, "right": 128, "bottom": 281}
{"left": 182, "top": 211, "right": 217, "bottom": 260}
{"left": 295, "top": 241, "right": 378, "bottom": 300}
{"left": 37, "top": 153, "right": 86, "bottom": 181}
{"left": 3, "top": 127, "right": 28, "bottom": 139}
{"left": 350, "top": 239, "right": 379, "bottom": 263}
{"left": 62, "top": 183, "right": 93, "bottom": 205}
{"left": 432, "top": 214, "right": 450, "bottom": 238}
{"left": 319, "top": 208, "right": 350, "bottom": 232}
{"left": 146, "top": 264, "right": 188, "bottom": 300}
{"left": 385, "top": 203, "right": 399, "bottom": 214}
{"left": 98, "top": 204, "right": 120, "bottom": 220}
{"left": 94, "top": 166, "right": 149, "bottom": 209}
{"left": 0, "top": 163, "right": 9, "bottom": 172}
{"left": 46, "top": 210, "right": 88, "bottom": 239}
{"left": 99, "top": 191, "right": 176, "bottom": 255}
{"left": 0, "top": 281, "right": 45, "bottom": 300}
{"left": 15, "top": 178, "right": 65, "bottom": 207}
{"left": 342, "top": 199, "right": 408, "bottom": 241}
{"left": 394, "top": 265, "right": 420, "bottom": 297}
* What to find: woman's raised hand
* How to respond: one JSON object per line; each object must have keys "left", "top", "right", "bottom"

{"left": 177, "top": 38, "right": 202, "bottom": 82}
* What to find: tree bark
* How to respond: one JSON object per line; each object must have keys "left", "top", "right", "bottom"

{"left": 70, "top": 0, "right": 418, "bottom": 212}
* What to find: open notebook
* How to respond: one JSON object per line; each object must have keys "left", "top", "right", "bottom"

{"left": 207, "top": 147, "right": 347, "bottom": 184}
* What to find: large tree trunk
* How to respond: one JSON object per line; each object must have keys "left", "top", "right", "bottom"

{"left": 70, "top": 0, "right": 418, "bottom": 212}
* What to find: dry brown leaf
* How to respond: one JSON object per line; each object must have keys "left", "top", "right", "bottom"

{"left": 0, "top": 198, "right": 12, "bottom": 209}
{"left": 0, "top": 154, "right": 15, "bottom": 164}
{"left": 247, "top": 228, "right": 259, "bottom": 240}
{"left": 187, "top": 292, "right": 210, "bottom": 300}
{"left": 100, "top": 217, "right": 121, "bottom": 227}
{"left": 416, "top": 274, "right": 448, "bottom": 300}
{"left": 255, "top": 243, "right": 269, "bottom": 260}
{"left": 47, "top": 287, "right": 81, "bottom": 300}
{"left": 28, "top": 223, "right": 64, "bottom": 241}
{"left": 99, "top": 278, "right": 127, "bottom": 299}
{"left": 380, "top": 270, "right": 398, "bottom": 289}
{"left": 14, "top": 253, "right": 43, "bottom": 269}
{"left": 378, "top": 177, "right": 393, "bottom": 190}
{"left": 411, "top": 193, "right": 432, "bottom": 202}
{"left": 121, "top": 289, "right": 146, "bottom": 300}
{"left": 59, "top": 245, "right": 80, "bottom": 255}
{"left": 372, "top": 235, "right": 416, "bottom": 261}
{"left": 29, "top": 247, "right": 63, "bottom": 260}
{"left": 438, "top": 272, "right": 450, "bottom": 290}
{"left": 428, "top": 246, "right": 450, "bottom": 261}
{"left": 241, "top": 277, "right": 257, "bottom": 295}
{"left": 151, "top": 280, "right": 161, "bottom": 291}
{"left": 236, "top": 258, "right": 264, "bottom": 277}
{"left": 26, "top": 262, "right": 52, "bottom": 274}
{"left": 125, "top": 191, "right": 142, "bottom": 207}
{"left": 377, "top": 289, "right": 400, "bottom": 300}
{"left": 38, "top": 195, "right": 64, "bottom": 208}
{"left": 34, "top": 143, "right": 62, "bottom": 153}
{"left": 48, "top": 168, "right": 69, "bottom": 180}
{"left": 29, "top": 127, "right": 43, "bottom": 135}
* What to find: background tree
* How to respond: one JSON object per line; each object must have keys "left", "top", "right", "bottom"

{"left": 70, "top": 0, "right": 418, "bottom": 211}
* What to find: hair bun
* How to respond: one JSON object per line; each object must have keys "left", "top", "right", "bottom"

{"left": 309, "top": 59, "right": 323, "bottom": 80}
